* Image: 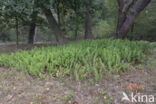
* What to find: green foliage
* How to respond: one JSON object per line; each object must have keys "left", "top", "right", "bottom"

{"left": 146, "top": 42, "right": 156, "bottom": 70}
{"left": 0, "top": 31, "right": 12, "bottom": 42}
{"left": 0, "top": 0, "right": 155, "bottom": 42}
{"left": 93, "top": 20, "right": 115, "bottom": 38}
{"left": 0, "top": 39, "right": 149, "bottom": 81}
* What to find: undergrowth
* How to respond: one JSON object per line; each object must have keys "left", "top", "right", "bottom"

{"left": 0, "top": 39, "right": 149, "bottom": 81}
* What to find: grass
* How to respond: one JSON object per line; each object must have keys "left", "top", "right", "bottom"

{"left": 0, "top": 38, "right": 150, "bottom": 81}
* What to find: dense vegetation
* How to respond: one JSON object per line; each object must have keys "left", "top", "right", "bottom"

{"left": 0, "top": 0, "right": 155, "bottom": 43}
{"left": 0, "top": 39, "right": 149, "bottom": 81}
{"left": 0, "top": 0, "right": 155, "bottom": 103}
{"left": 0, "top": 0, "right": 154, "bottom": 82}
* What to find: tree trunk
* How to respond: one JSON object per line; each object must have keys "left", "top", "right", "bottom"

{"left": 74, "top": 27, "right": 78, "bottom": 40}
{"left": 0, "top": 30, "right": 3, "bottom": 37}
{"left": 28, "top": 12, "right": 38, "bottom": 44}
{"left": 116, "top": 0, "right": 151, "bottom": 38}
{"left": 74, "top": 14, "right": 79, "bottom": 40}
{"left": 56, "top": 2, "right": 61, "bottom": 26}
{"left": 131, "top": 23, "right": 134, "bottom": 33}
{"left": 116, "top": 0, "right": 126, "bottom": 37}
{"left": 85, "top": 5, "right": 93, "bottom": 39}
{"left": 40, "top": 6, "right": 64, "bottom": 44}
{"left": 15, "top": 17, "right": 19, "bottom": 46}
{"left": 28, "top": 23, "right": 36, "bottom": 44}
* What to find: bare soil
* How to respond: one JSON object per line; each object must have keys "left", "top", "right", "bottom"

{"left": 0, "top": 44, "right": 156, "bottom": 104}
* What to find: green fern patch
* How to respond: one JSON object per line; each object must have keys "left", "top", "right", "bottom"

{"left": 0, "top": 39, "right": 149, "bottom": 81}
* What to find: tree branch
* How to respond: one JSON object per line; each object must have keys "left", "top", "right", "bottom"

{"left": 117, "top": 0, "right": 125, "bottom": 11}
{"left": 123, "top": 0, "right": 136, "bottom": 13}
{"left": 132, "top": 0, "right": 151, "bottom": 13}
{"left": 117, "top": 0, "right": 151, "bottom": 38}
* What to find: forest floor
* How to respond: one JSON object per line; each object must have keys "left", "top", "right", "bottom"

{"left": 0, "top": 43, "right": 156, "bottom": 104}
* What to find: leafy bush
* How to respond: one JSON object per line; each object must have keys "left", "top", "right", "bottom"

{"left": 0, "top": 39, "right": 149, "bottom": 81}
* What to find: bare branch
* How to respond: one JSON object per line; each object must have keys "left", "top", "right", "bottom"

{"left": 123, "top": 0, "right": 136, "bottom": 13}
{"left": 132, "top": 0, "right": 151, "bottom": 13}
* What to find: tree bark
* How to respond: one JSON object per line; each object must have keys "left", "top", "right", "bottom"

{"left": 116, "top": 0, "right": 151, "bottom": 38}
{"left": 73, "top": 1, "right": 80, "bottom": 40}
{"left": 131, "top": 23, "right": 134, "bottom": 33}
{"left": 85, "top": 5, "right": 93, "bottom": 39}
{"left": 56, "top": 1, "right": 61, "bottom": 26}
{"left": 28, "top": 12, "right": 38, "bottom": 44}
{"left": 0, "top": 30, "right": 3, "bottom": 37}
{"left": 74, "top": 25, "right": 78, "bottom": 40}
{"left": 40, "top": 6, "right": 64, "bottom": 44}
{"left": 116, "top": 0, "right": 126, "bottom": 37}
{"left": 74, "top": 13, "right": 79, "bottom": 40}
{"left": 28, "top": 23, "right": 36, "bottom": 44}
{"left": 15, "top": 17, "right": 19, "bottom": 46}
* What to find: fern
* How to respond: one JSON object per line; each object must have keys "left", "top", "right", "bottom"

{"left": 0, "top": 39, "right": 149, "bottom": 81}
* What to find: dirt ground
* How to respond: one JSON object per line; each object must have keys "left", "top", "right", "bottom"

{"left": 0, "top": 44, "right": 156, "bottom": 104}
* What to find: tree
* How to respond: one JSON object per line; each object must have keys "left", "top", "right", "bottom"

{"left": 116, "top": 0, "right": 151, "bottom": 38}
{"left": 64, "top": 0, "right": 82, "bottom": 40}
{"left": 84, "top": 4, "right": 93, "bottom": 39}
{"left": 0, "top": 0, "right": 27, "bottom": 45}
{"left": 84, "top": 0, "right": 104, "bottom": 39}
{"left": 0, "top": 0, "right": 34, "bottom": 45}
{"left": 37, "top": 0, "right": 64, "bottom": 44}
{"left": 28, "top": 11, "right": 38, "bottom": 44}
{"left": 66, "top": 0, "right": 101, "bottom": 39}
{"left": 83, "top": 0, "right": 94, "bottom": 39}
{"left": 28, "top": 0, "right": 39, "bottom": 44}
